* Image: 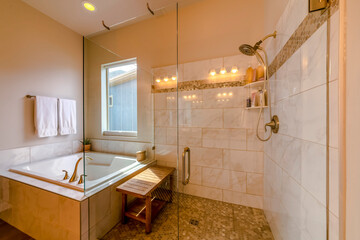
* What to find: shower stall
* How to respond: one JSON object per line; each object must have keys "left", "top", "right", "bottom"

{"left": 81, "top": 0, "right": 340, "bottom": 239}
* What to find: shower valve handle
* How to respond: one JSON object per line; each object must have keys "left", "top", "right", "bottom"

{"left": 265, "top": 115, "right": 280, "bottom": 133}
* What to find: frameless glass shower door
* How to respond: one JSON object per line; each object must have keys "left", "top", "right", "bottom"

{"left": 175, "top": 0, "right": 337, "bottom": 239}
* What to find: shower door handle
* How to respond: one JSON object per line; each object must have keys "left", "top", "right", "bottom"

{"left": 182, "top": 147, "right": 190, "bottom": 185}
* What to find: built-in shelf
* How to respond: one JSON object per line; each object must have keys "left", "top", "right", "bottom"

{"left": 243, "top": 80, "right": 267, "bottom": 88}
{"left": 244, "top": 80, "right": 269, "bottom": 109}
{"left": 245, "top": 106, "right": 268, "bottom": 110}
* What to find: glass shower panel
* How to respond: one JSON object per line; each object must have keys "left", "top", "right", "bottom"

{"left": 83, "top": 37, "right": 157, "bottom": 239}
{"left": 82, "top": 2, "right": 178, "bottom": 238}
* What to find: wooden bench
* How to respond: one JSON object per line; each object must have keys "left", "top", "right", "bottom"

{"left": 116, "top": 166, "right": 175, "bottom": 233}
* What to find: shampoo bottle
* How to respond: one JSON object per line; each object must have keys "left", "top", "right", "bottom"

{"left": 256, "top": 64, "right": 265, "bottom": 81}
{"left": 246, "top": 66, "right": 253, "bottom": 84}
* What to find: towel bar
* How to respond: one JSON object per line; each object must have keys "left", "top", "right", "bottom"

{"left": 26, "top": 95, "right": 35, "bottom": 98}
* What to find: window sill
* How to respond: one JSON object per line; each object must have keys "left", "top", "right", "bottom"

{"left": 103, "top": 131, "right": 137, "bottom": 137}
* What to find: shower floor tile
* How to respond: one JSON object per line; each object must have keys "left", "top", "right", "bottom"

{"left": 101, "top": 194, "right": 274, "bottom": 240}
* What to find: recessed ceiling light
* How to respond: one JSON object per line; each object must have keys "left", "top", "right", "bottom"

{"left": 82, "top": 1, "right": 96, "bottom": 12}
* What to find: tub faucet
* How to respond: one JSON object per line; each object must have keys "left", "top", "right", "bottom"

{"left": 69, "top": 156, "right": 93, "bottom": 183}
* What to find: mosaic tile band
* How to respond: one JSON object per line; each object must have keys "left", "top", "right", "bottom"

{"left": 152, "top": 77, "right": 246, "bottom": 93}
{"left": 268, "top": 0, "right": 339, "bottom": 77}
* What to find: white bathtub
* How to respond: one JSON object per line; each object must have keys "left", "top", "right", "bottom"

{"left": 9, "top": 152, "right": 152, "bottom": 192}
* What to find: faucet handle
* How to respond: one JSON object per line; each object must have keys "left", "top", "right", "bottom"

{"left": 62, "top": 170, "right": 69, "bottom": 180}
{"left": 78, "top": 174, "right": 87, "bottom": 184}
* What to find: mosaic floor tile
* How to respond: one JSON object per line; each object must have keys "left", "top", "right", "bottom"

{"left": 101, "top": 194, "right": 274, "bottom": 240}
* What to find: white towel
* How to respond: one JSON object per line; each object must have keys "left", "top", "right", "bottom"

{"left": 58, "top": 99, "right": 77, "bottom": 135}
{"left": 34, "top": 96, "right": 58, "bottom": 138}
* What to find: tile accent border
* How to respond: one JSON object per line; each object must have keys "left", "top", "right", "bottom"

{"left": 268, "top": 0, "right": 339, "bottom": 77}
{"left": 152, "top": 77, "right": 246, "bottom": 93}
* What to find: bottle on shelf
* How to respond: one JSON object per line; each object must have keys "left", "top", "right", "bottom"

{"left": 251, "top": 91, "right": 257, "bottom": 107}
{"left": 245, "top": 66, "right": 254, "bottom": 84}
{"left": 246, "top": 98, "right": 251, "bottom": 108}
{"left": 256, "top": 64, "right": 265, "bottom": 82}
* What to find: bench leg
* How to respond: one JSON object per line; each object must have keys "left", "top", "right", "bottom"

{"left": 169, "top": 175, "right": 174, "bottom": 203}
{"left": 122, "top": 193, "right": 127, "bottom": 224}
{"left": 145, "top": 196, "right": 152, "bottom": 233}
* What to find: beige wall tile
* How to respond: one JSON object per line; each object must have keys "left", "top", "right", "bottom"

{"left": 155, "top": 127, "right": 167, "bottom": 145}
{"left": 202, "top": 87, "right": 245, "bottom": 109}
{"left": 0, "top": 147, "right": 30, "bottom": 170}
{"left": 179, "top": 128, "right": 202, "bottom": 147}
{"left": 30, "top": 141, "right": 73, "bottom": 162}
{"left": 183, "top": 184, "right": 222, "bottom": 201}
{"left": 229, "top": 171, "right": 246, "bottom": 193}
{"left": 182, "top": 109, "right": 223, "bottom": 128}
{"left": 155, "top": 144, "right": 177, "bottom": 163}
{"left": 202, "top": 167, "right": 230, "bottom": 189}
{"left": 190, "top": 147, "right": 223, "bottom": 168}
{"left": 155, "top": 110, "right": 177, "bottom": 127}
{"left": 202, "top": 129, "right": 246, "bottom": 150}
{"left": 246, "top": 129, "right": 264, "bottom": 151}
{"left": 223, "top": 150, "right": 263, "bottom": 173}
{"left": 189, "top": 165, "right": 202, "bottom": 185}
{"left": 89, "top": 188, "right": 111, "bottom": 228}
{"left": 224, "top": 108, "right": 263, "bottom": 129}
{"left": 223, "top": 190, "right": 263, "bottom": 209}
{"left": 166, "top": 127, "right": 177, "bottom": 145}
{"left": 246, "top": 173, "right": 264, "bottom": 196}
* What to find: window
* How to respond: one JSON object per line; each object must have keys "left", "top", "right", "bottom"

{"left": 101, "top": 58, "right": 137, "bottom": 136}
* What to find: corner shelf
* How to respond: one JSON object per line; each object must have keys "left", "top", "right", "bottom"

{"left": 243, "top": 80, "right": 267, "bottom": 88}
{"left": 244, "top": 80, "right": 269, "bottom": 109}
{"left": 245, "top": 106, "right": 268, "bottom": 110}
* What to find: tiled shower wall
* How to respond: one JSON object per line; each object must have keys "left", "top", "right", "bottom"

{"left": 153, "top": 55, "right": 267, "bottom": 209}
{"left": 263, "top": 0, "right": 339, "bottom": 239}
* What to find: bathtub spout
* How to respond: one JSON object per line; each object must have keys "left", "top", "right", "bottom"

{"left": 69, "top": 156, "right": 93, "bottom": 183}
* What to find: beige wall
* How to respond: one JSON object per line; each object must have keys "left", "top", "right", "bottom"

{"left": 264, "top": 0, "right": 289, "bottom": 34}
{"left": 345, "top": 0, "right": 360, "bottom": 238}
{"left": 90, "top": 0, "right": 265, "bottom": 68}
{"left": 0, "top": 0, "right": 83, "bottom": 150}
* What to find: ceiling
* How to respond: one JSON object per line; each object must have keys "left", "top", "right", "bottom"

{"left": 22, "top": 0, "right": 182, "bottom": 36}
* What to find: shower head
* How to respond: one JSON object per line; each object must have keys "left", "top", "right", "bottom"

{"left": 239, "top": 44, "right": 256, "bottom": 56}
{"left": 239, "top": 31, "right": 277, "bottom": 56}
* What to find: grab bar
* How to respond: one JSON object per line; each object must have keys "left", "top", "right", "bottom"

{"left": 182, "top": 147, "right": 190, "bottom": 185}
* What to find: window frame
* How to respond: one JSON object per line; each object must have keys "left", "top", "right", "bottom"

{"left": 101, "top": 58, "right": 138, "bottom": 137}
